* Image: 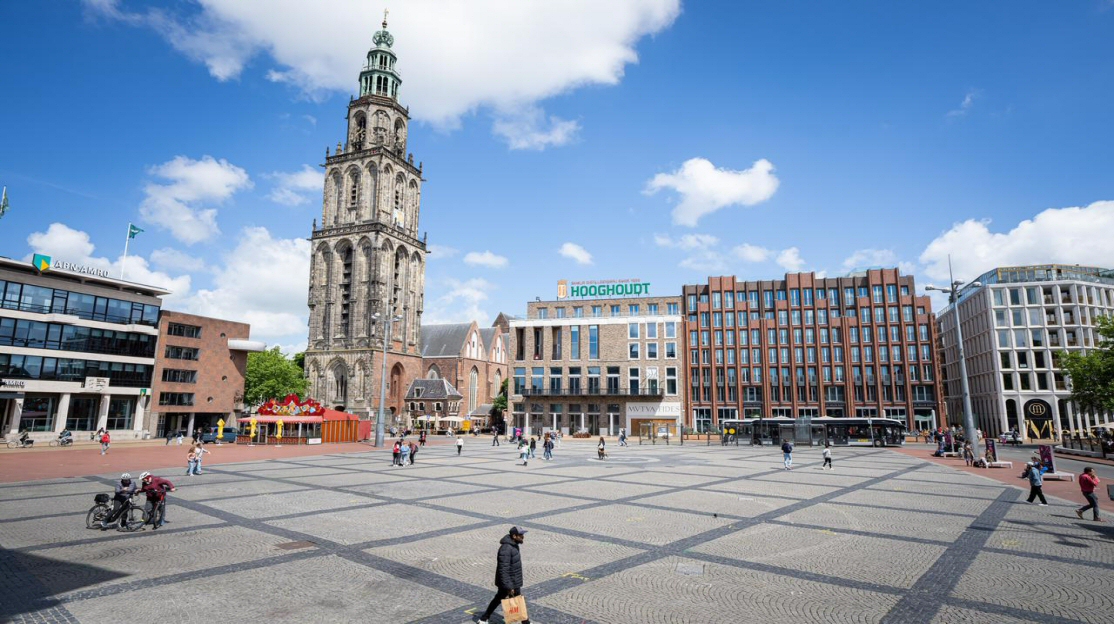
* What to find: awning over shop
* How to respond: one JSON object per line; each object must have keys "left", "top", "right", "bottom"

{"left": 250, "top": 415, "right": 323, "bottom": 424}
{"left": 322, "top": 409, "right": 358, "bottom": 421}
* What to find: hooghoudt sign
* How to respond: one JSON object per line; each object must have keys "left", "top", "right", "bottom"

{"left": 625, "top": 402, "right": 681, "bottom": 418}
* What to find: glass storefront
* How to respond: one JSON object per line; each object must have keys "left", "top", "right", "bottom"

{"left": 20, "top": 395, "right": 56, "bottom": 431}
{"left": 107, "top": 397, "right": 135, "bottom": 430}
{"left": 66, "top": 395, "right": 99, "bottom": 430}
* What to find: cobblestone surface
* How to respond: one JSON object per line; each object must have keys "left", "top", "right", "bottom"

{"left": 2, "top": 442, "right": 1112, "bottom": 623}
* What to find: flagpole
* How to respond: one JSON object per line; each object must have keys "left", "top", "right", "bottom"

{"left": 120, "top": 223, "right": 132, "bottom": 281}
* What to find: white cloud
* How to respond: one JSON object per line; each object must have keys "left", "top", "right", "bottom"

{"left": 464, "top": 250, "right": 508, "bottom": 269}
{"left": 732, "top": 243, "right": 771, "bottom": 263}
{"left": 427, "top": 244, "right": 459, "bottom": 260}
{"left": 842, "top": 248, "right": 897, "bottom": 270}
{"left": 86, "top": 0, "right": 680, "bottom": 148}
{"left": 919, "top": 200, "right": 1114, "bottom": 283}
{"left": 27, "top": 223, "right": 95, "bottom": 259}
{"left": 678, "top": 251, "right": 727, "bottom": 273}
{"left": 424, "top": 277, "right": 494, "bottom": 325}
{"left": 25, "top": 223, "right": 193, "bottom": 305}
{"left": 182, "top": 226, "right": 311, "bottom": 342}
{"left": 947, "top": 89, "right": 978, "bottom": 118}
{"left": 558, "top": 242, "right": 593, "bottom": 265}
{"left": 140, "top": 155, "right": 252, "bottom": 244}
{"left": 645, "top": 157, "right": 780, "bottom": 226}
{"left": 776, "top": 247, "right": 805, "bottom": 272}
{"left": 150, "top": 247, "right": 207, "bottom": 272}
{"left": 265, "top": 164, "right": 322, "bottom": 206}
{"left": 492, "top": 107, "right": 580, "bottom": 150}
{"left": 653, "top": 233, "right": 720, "bottom": 250}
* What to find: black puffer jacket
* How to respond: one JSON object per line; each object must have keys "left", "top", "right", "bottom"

{"left": 494, "top": 534, "right": 523, "bottom": 589}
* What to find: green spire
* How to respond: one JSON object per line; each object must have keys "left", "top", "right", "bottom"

{"left": 360, "top": 9, "right": 401, "bottom": 100}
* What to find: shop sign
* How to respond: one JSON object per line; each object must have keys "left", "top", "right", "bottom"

{"left": 1024, "top": 399, "right": 1052, "bottom": 420}
{"left": 557, "top": 278, "right": 650, "bottom": 300}
{"left": 625, "top": 402, "right": 681, "bottom": 418}
{"left": 258, "top": 394, "right": 325, "bottom": 416}
{"left": 32, "top": 254, "right": 110, "bottom": 278}
{"left": 1, "top": 379, "right": 26, "bottom": 388}
{"left": 84, "top": 377, "right": 110, "bottom": 392}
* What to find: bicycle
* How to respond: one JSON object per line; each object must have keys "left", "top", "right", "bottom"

{"left": 86, "top": 493, "right": 146, "bottom": 531}
{"left": 48, "top": 437, "right": 74, "bottom": 448}
{"left": 6, "top": 438, "right": 34, "bottom": 449}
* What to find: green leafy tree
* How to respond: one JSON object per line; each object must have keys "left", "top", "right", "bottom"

{"left": 244, "top": 347, "right": 308, "bottom": 406}
{"left": 293, "top": 351, "right": 305, "bottom": 371}
{"left": 1060, "top": 315, "right": 1114, "bottom": 414}
{"left": 490, "top": 378, "right": 509, "bottom": 416}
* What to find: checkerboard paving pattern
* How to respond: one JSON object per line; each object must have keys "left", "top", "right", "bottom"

{"left": 2, "top": 441, "right": 1112, "bottom": 624}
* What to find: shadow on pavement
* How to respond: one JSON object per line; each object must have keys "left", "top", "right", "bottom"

{"left": 0, "top": 547, "right": 128, "bottom": 621}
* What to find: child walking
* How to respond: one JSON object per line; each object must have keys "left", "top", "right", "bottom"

{"left": 822, "top": 444, "right": 833, "bottom": 470}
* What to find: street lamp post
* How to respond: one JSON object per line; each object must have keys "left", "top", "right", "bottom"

{"left": 927, "top": 258, "right": 982, "bottom": 460}
{"left": 373, "top": 313, "right": 402, "bottom": 448}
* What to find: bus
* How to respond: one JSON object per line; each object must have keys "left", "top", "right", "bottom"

{"left": 719, "top": 417, "right": 907, "bottom": 447}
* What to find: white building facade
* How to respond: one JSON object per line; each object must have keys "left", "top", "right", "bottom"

{"left": 936, "top": 265, "right": 1114, "bottom": 439}
{"left": 0, "top": 257, "right": 165, "bottom": 442}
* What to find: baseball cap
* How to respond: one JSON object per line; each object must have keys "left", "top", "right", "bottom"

{"left": 509, "top": 526, "right": 528, "bottom": 536}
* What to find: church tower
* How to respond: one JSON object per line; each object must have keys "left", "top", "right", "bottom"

{"left": 305, "top": 12, "right": 426, "bottom": 421}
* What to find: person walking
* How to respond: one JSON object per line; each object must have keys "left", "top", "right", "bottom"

{"left": 492, "top": 430, "right": 501, "bottom": 447}
{"left": 1025, "top": 458, "right": 1049, "bottom": 506}
{"left": 619, "top": 428, "right": 627, "bottom": 447}
{"left": 392, "top": 440, "right": 401, "bottom": 466}
{"left": 529, "top": 437, "right": 537, "bottom": 459}
{"left": 963, "top": 442, "right": 974, "bottom": 467}
{"left": 597, "top": 436, "right": 607, "bottom": 460}
{"left": 399, "top": 440, "right": 411, "bottom": 467}
{"left": 518, "top": 440, "right": 529, "bottom": 466}
{"left": 185, "top": 448, "right": 198, "bottom": 476}
{"left": 165, "top": 429, "right": 175, "bottom": 445}
{"left": 409, "top": 441, "right": 419, "bottom": 465}
{"left": 176, "top": 429, "right": 184, "bottom": 446}
{"left": 822, "top": 443, "right": 833, "bottom": 470}
{"left": 140, "top": 472, "right": 176, "bottom": 529}
{"left": 456, "top": 436, "right": 464, "bottom": 455}
{"left": 192, "top": 442, "right": 209, "bottom": 475}
{"left": 543, "top": 435, "right": 553, "bottom": 461}
{"left": 100, "top": 430, "right": 111, "bottom": 455}
{"left": 477, "top": 527, "right": 531, "bottom": 624}
{"left": 1076, "top": 467, "right": 1104, "bottom": 521}
{"left": 781, "top": 439, "right": 794, "bottom": 470}
{"left": 419, "top": 431, "right": 427, "bottom": 447}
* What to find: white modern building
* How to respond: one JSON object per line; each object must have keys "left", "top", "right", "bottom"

{"left": 1, "top": 256, "right": 167, "bottom": 442}
{"left": 936, "top": 265, "right": 1114, "bottom": 439}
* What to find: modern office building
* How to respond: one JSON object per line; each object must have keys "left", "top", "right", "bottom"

{"left": 508, "top": 292, "right": 684, "bottom": 437}
{"left": 304, "top": 15, "right": 427, "bottom": 422}
{"left": 682, "top": 269, "right": 943, "bottom": 432}
{"left": 936, "top": 265, "right": 1114, "bottom": 438}
{"left": 0, "top": 255, "right": 165, "bottom": 441}
{"left": 149, "top": 311, "right": 265, "bottom": 437}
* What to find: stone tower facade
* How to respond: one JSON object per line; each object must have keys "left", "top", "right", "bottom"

{"left": 305, "top": 14, "right": 426, "bottom": 422}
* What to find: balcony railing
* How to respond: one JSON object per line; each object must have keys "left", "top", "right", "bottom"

{"left": 0, "top": 336, "right": 156, "bottom": 359}
{"left": 516, "top": 386, "right": 665, "bottom": 398}
{"left": 1, "top": 301, "right": 157, "bottom": 328}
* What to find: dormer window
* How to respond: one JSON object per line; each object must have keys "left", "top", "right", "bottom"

{"left": 414, "top": 388, "right": 422, "bottom": 398}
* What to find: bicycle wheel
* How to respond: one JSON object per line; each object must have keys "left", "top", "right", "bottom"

{"left": 122, "top": 506, "right": 147, "bottom": 532}
{"left": 86, "top": 504, "right": 109, "bottom": 529}
{"left": 6, "top": 440, "right": 17, "bottom": 449}
{"left": 49, "top": 439, "right": 59, "bottom": 447}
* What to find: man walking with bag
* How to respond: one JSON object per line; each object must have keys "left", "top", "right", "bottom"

{"left": 478, "top": 526, "right": 531, "bottom": 624}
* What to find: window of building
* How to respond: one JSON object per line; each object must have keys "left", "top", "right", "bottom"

{"left": 629, "top": 304, "right": 640, "bottom": 315}
{"left": 159, "top": 392, "right": 194, "bottom": 406}
{"left": 161, "top": 369, "right": 198, "bottom": 383}
{"left": 166, "top": 323, "right": 202, "bottom": 338}
{"left": 589, "top": 326, "right": 599, "bottom": 359}
{"left": 164, "top": 346, "right": 199, "bottom": 360}
{"left": 592, "top": 306, "right": 602, "bottom": 317}
{"left": 537, "top": 308, "right": 548, "bottom": 319}
{"left": 570, "top": 326, "right": 580, "bottom": 360}
{"left": 556, "top": 307, "right": 566, "bottom": 318}
{"left": 667, "top": 302, "right": 679, "bottom": 315}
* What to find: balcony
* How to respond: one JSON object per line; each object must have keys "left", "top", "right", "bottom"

{"left": 516, "top": 386, "right": 665, "bottom": 398}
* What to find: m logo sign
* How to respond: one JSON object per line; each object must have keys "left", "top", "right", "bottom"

{"left": 1025, "top": 399, "right": 1051, "bottom": 420}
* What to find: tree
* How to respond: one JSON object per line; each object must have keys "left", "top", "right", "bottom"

{"left": 293, "top": 351, "right": 305, "bottom": 371}
{"left": 244, "top": 347, "right": 309, "bottom": 406}
{"left": 490, "top": 378, "right": 508, "bottom": 416}
{"left": 1060, "top": 315, "right": 1114, "bottom": 415}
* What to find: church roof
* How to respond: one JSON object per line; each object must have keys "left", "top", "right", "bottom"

{"left": 478, "top": 327, "right": 499, "bottom": 351}
{"left": 420, "top": 323, "right": 473, "bottom": 358}
{"left": 405, "top": 378, "right": 463, "bottom": 400}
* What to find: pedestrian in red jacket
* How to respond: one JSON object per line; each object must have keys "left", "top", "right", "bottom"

{"left": 1075, "top": 467, "right": 1104, "bottom": 522}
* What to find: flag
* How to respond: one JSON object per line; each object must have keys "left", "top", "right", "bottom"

{"left": 0, "top": 187, "right": 8, "bottom": 219}
{"left": 128, "top": 223, "right": 144, "bottom": 239}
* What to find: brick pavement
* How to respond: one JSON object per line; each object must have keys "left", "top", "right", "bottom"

{"left": 1, "top": 441, "right": 1112, "bottom": 623}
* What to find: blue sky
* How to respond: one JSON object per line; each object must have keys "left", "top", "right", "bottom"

{"left": 1, "top": 0, "right": 1112, "bottom": 351}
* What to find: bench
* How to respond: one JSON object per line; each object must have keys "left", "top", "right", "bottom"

{"left": 987, "top": 461, "right": 1013, "bottom": 469}
{"left": 941, "top": 452, "right": 960, "bottom": 458}
{"left": 1043, "top": 471, "right": 1075, "bottom": 482}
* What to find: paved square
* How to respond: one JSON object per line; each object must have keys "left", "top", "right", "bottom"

{"left": 2, "top": 441, "right": 1112, "bottom": 624}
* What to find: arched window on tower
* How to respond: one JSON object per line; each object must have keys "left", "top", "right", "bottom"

{"left": 340, "top": 246, "right": 353, "bottom": 337}
{"left": 348, "top": 171, "right": 360, "bottom": 213}
{"left": 367, "top": 165, "right": 378, "bottom": 217}
{"left": 469, "top": 367, "right": 479, "bottom": 414}
{"left": 393, "top": 175, "right": 405, "bottom": 227}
